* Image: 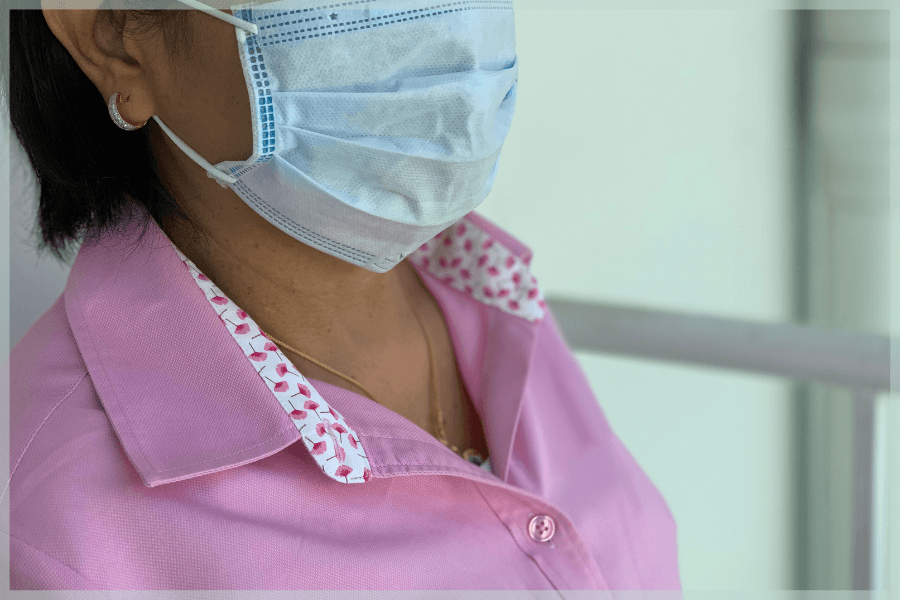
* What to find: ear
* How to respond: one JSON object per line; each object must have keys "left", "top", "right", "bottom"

{"left": 40, "top": 6, "right": 156, "bottom": 127}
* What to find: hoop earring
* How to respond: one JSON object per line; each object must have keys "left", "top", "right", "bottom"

{"left": 108, "top": 92, "right": 148, "bottom": 131}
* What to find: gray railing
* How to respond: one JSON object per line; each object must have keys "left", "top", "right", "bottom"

{"left": 544, "top": 296, "right": 894, "bottom": 592}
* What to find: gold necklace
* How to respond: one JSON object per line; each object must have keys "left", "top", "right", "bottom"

{"left": 264, "top": 276, "right": 486, "bottom": 466}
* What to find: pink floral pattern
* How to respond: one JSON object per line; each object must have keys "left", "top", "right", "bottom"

{"left": 167, "top": 215, "right": 544, "bottom": 484}
{"left": 409, "top": 221, "right": 547, "bottom": 322}
{"left": 172, "top": 247, "right": 373, "bottom": 485}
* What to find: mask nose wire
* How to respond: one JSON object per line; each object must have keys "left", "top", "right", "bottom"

{"left": 150, "top": 0, "right": 258, "bottom": 186}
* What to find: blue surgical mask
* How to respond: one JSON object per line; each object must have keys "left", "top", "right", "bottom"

{"left": 157, "top": 0, "right": 519, "bottom": 273}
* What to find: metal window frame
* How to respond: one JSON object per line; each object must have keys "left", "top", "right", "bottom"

{"left": 543, "top": 296, "right": 893, "bottom": 591}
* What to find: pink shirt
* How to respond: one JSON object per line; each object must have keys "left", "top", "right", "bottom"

{"left": 6, "top": 209, "right": 681, "bottom": 590}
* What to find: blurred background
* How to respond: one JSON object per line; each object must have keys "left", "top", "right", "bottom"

{"left": 2, "top": 5, "right": 897, "bottom": 592}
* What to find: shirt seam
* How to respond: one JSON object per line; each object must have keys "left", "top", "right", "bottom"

{"left": 1, "top": 371, "right": 90, "bottom": 507}
{"left": 357, "top": 433, "right": 491, "bottom": 474}
{"left": 3, "top": 529, "right": 102, "bottom": 589}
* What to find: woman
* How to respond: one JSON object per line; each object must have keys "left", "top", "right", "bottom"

{"left": 4, "top": 0, "right": 681, "bottom": 590}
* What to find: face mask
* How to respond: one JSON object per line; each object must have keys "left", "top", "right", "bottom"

{"left": 158, "top": 0, "right": 519, "bottom": 273}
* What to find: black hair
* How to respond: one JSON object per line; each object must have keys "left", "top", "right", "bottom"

{"left": 1, "top": 1, "right": 202, "bottom": 265}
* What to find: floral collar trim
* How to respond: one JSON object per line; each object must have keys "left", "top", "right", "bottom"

{"left": 408, "top": 219, "right": 547, "bottom": 323}
{"left": 169, "top": 215, "right": 545, "bottom": 484}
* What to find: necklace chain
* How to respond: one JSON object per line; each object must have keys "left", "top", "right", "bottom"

{"left": 263, "top": 274, "right": 485, "bottom": 465}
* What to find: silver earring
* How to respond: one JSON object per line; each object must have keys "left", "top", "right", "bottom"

{"left": 107, "top": 92, "right": 148, "bottom": 131}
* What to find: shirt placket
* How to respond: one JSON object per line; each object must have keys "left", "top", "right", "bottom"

{"left": 472, "top": 479, "right": 611, "bottom": 592}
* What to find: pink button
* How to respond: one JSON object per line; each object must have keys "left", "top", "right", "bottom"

{"left": 528, "top": 514, "right": 555, "bottom": 542}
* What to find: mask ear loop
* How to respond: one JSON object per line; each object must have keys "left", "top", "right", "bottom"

{"left": 149, "top": 117, "right": 237, "bottom": 186}
{"left": 156, "top": 0, "right": 260, "bottom": 186}
{"left": 174, "top": 0, "right": 259, "bottom": 35}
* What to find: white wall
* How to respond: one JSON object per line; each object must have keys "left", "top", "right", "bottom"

{"left": 477, "top": 9, "right": 795, "bottom": 589}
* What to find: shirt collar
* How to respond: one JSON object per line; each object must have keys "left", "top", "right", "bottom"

{"left": 64, "top": 208, "right": 546, "bottom": 487}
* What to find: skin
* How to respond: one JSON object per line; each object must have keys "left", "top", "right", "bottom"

{"left": 39, "top": 4, "right": 490, "bottom": 456}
